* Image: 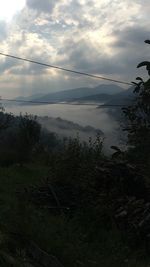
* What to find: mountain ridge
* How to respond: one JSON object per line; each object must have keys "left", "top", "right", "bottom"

{"left": 15, "top": 84, "right": 125, "bottom": 104}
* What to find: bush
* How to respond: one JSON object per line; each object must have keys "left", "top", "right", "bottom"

{"left": 0, "top": 113, "right": 41, "bottom": 165}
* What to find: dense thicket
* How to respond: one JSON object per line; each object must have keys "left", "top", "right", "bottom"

{"left": 0, "top": 112, "right": 61, "bottom": 166}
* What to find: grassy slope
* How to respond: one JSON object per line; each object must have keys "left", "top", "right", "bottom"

{"left": 0, "top": 164, "right": 149, "bottom": 267}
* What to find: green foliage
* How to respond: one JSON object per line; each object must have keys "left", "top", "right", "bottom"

{"left": 0, "top": 109, "right": 13, "bottom": 132}
{"left": 46, "top": 135, "right": 104, "bottom": 210}
{"left": 0, "top": 165, "right": 149, "bottom": 267}
{"left": 0, "top": 113, "right": 43, "bottom": 165}
{"left": 17, "top": 114, "right": 41, "bottom": 163}
{"left": 122, "top": 40, "right": 150, "bottom": 164}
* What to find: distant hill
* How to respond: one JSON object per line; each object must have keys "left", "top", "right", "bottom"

{"left": 103, "top": 86, "right": 135, "bottom": 106}
{"left": 100, "top": 86, "right": 136, "bottom": 121}
{"left": 15, "top": 84, "right": 124, "bottom": 104}
{"left": 15, "top": 93, "right": 44, "bottom": 101}
{"left": 71, "top": 93, "right": 112, "bottom": 103}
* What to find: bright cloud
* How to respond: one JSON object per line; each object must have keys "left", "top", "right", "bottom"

{"left": 0, "top": 0, "right": 149, "bottom": 97}
{"left": 0, "top": 0, "right": 25, "bottom": 21}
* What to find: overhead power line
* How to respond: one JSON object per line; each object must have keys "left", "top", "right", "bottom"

{"left": 0, "top": 52, "right": 132, "bottom": 86}
{"left": 0, "top": 98, "right": 128, "bottom": 108}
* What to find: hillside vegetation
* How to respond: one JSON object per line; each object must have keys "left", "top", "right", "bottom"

{"left": 0, "top": 41, "right": 150, "bottom": 266}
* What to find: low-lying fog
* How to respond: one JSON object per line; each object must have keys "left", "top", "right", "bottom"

{"left": 5, "top": 103, "right": 124, "bottom": 153}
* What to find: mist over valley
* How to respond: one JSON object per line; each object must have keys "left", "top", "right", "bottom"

{"left": 3, "top": 84, "right": 133, "bottom": 152}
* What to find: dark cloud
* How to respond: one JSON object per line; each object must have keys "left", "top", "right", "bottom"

{"left": 112, "top": 26, "right": 150, "bottom": 68}
{"left": 0, "top": 58, "right": 20, "bottom": 74}
{"left": 113, "top": 26, "right": 150, "bottom": 46}
{"left": 53, "top": 23, "right": 149, "bottom": 84}
{"left": 57, "top": 38, "right": 127, "bottom": 75}
{"left": 26, "top": 0, "right": 56, "bottom": 13}
{"left": 0, "top": 20, "right": 8, "bottom": 41}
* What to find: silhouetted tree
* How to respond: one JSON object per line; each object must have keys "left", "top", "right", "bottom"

{"left": 17, "top": 114, "right": 41, "bottom": 163}
{"left": 123, "top": 40, "right": 150, "bottom": 163}
{"left": 0, "top": 106, "right": 13, "bottom": 132}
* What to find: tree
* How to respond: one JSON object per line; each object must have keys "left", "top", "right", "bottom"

{"left": 0, "top": 106, "right": 13, "bottom": 132}
{"left": 123, "top": 40, "right": 150, "bottom": 164}
{"left": 17, "top": 114, "right": 41, "bottom": 163}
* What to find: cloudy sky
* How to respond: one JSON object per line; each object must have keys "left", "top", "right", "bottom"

{"left": 0, "top": 0, "right": 149, "bottom": 97}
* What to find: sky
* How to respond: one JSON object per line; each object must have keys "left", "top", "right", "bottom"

{"left": 0, "top": 0, "right": 149, "bottom": 98}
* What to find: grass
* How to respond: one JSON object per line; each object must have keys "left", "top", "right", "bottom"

{"left": 0, "top": 164, "right": 149, "bottom": 266}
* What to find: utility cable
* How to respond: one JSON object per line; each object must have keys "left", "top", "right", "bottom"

{"left": 0, "top": 52, "right": 132, "bottom": 86}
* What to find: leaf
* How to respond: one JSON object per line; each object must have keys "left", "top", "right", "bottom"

{"left": 145, "top": 40, "right": 150, "bottom": 44}
{"left": 136, "top": 77, "right": 143, "bottom": 81}
{"left": 146, "top": 65, "right": 150, "bottom": 71}
{"left": 137, "top": 61, "right": 150, "bottom": 68}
